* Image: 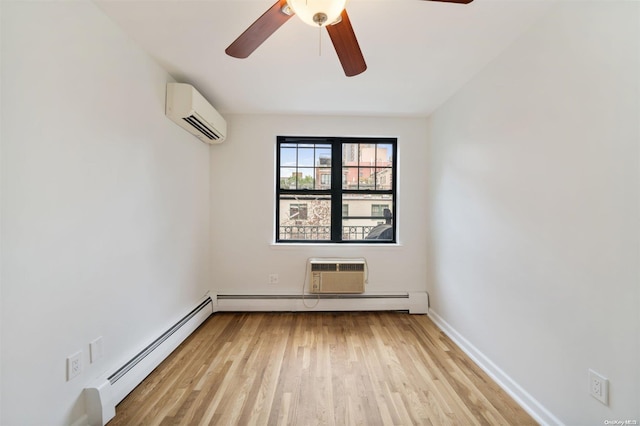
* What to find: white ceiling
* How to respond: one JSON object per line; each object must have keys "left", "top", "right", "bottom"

{"left": 96, "top": 0, "right": 555, "bottom": 117}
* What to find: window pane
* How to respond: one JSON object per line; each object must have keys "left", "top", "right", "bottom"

{"left": 298, "top": 148, "right": 315, "bottom": 167}
{"left": 359, "top": 167, "right": 376, "bottom": 189}
{"left": 280, "top": 167, "right": 297, "bottom": 189}
{"left": 377, "top": 144, "right": 393, "bottom": 166}
{"left": 316, "top": 147, "right": 332, "bottom": 166}
{"left": 342, "top": 167, "right": 358, "bottom": 190}
{"left": 374, "top": 168, "right": 393, "bottom": 190}
{"left": 279, "top": 195, "right": 331, "bottom": 241}
{"left": 317, "top": 168, "right": 331, "bottom": 189}
{"left": 343, "top": 143, "right": 359, "bottom": 165}
{"left": 297, "top": 168, "right": 314, "bottom": 189}
{"left": 280, "top": 147, "right": 297, "bottom": 167}
{"left": 342, "top": 193, "right": 394, "bottom": 241}
{"left": 359, "top": 144, "right": 376, "bottom": 166}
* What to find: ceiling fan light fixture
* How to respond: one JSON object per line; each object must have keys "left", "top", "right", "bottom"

{"left": 286, "top": 0, "right": 347, "bottom": 27}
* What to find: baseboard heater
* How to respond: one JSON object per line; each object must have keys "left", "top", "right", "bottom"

{"left": 216, "top": 292, "right": 428, "bottom": 314}
{"left": 85, "top": 296, "right": 214, "bottom": 426}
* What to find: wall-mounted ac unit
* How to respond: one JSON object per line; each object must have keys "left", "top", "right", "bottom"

{"left": 309, "top": 258, "right": 366, "bottom": 294}
{"left": 165, "top": 83, "right": 227, "bottom": 144}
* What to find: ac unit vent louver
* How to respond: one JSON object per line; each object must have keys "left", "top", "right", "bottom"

{"left": 311, "top": 263, "right": 338, "bottom": 272}
{"left": 183, "top": 115, "right": 221, "bottom": 141}
{"left": 309, "top": 258, "right": 366, "bottom": 294}
{"left": 338, "top": 263, "right": 365, "bottom": 272}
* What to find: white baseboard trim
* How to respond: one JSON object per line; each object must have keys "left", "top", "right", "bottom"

{"left": 215, "top": 292, "right": 429, "bottom": 314}
{"left": 428, "top": 310, "right": 564, "bottom": 426}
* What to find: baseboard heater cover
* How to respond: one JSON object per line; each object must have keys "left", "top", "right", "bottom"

{"left": 85, "top": 296, "right": 214, "bottom": 426}
{"left": 216, "top": 292, "right": 428, "bottom": 314}
{"left": 217, "top": 294, "right": 407, "bottom": 299}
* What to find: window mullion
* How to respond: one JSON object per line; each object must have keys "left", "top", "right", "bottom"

{"left": 331, "top": 141, "right": 342, "bottom": 242}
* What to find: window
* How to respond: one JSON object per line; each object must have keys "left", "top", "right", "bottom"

{"left": 371, "top": 204, "right": 389, "bottom": 217}
{"left": 289, "top": 203, "right": 308, "bottom": 220}
{"left": 277, "top": 136, "right": 397, "bottom": 243}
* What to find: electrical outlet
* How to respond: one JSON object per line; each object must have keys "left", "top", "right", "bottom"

{"left": 67, "top": 351, "right": 83, "bottom": 381}
{"left": 268, "top": 274, "right": 279, "bottom": 284}
{"left": 589, "top": 369, "right": 609, "bottom": 405}
{"left": 90, "top": 337, "right": 104, "bottom": 363}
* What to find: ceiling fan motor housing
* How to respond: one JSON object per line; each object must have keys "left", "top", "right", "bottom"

{"left": 287, "top": 0, "right": 347, "bottom": 28}
{"left": 313, "top": 12, "right": 328, "bottom": 25}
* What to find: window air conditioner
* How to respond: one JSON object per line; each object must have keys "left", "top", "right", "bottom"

{"left": 165, "top": 83, "right": 227, "bottom": 144}
{"left": 308, "top": 258, "right": 366, "bottom": 294}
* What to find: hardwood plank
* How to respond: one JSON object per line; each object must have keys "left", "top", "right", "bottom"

{"left": 108, "top": 312, "right": 537, "bottom": 426}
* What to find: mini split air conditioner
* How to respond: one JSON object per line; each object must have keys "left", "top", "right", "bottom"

{"left": 309, "top": 258, "right": 366, "bottom": 294}
{"left": 165, "top": 83, "right": 227, "bottom": 144}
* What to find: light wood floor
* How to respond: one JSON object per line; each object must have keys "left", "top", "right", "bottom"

{"left": 108, "top": 312, "right": 536, "bottom": 426}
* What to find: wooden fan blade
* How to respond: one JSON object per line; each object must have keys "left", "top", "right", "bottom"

{"left": 226, "top": 0, "right": 293, "bottom": 58}
{"left": 326, "top": 10, "right": 367, "bottom": 77}
{"left": 423, "top": 0, "right": 473, "bottom": 3}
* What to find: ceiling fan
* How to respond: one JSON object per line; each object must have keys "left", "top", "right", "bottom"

{"left": 225, "top": 0, "right": 473, "bottom": 77}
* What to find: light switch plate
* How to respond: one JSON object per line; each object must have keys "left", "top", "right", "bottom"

{"left": 90, "top": 337, "right": 104, "bottom": 363}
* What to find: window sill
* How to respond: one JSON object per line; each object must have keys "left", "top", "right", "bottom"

{"left": 270, "top": 242, "right": 403, "bottom": 248}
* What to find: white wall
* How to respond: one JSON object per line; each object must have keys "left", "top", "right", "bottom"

{"left": 0, "top": 1, "right": 4, "bottom": 421}
{"left": 210, "top": 114, "right": 429, "bottom": 297}
{"left": 0, "top": 2, "right": 4, "bottom": 420}
{"left": 1, "top": 2, "right": 211, "bottom": 424}
{"left": 428, "top": 2, "right": 639, "bottom": 424}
